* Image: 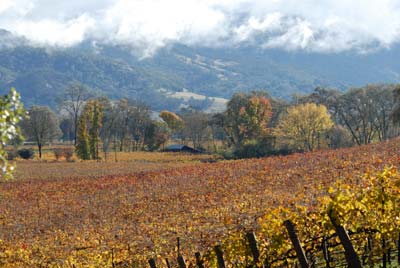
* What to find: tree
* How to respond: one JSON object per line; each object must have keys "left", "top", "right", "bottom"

{"left": 327, "top": 125, "right": 354, "bottom": 149}
{"left": 98, "top": 97, "right": 118, "bottom": 160}
{"left": 301, "top": 85, "right": 397, "bottom": 145}
{"left": 20, "top": 106, "right": 61, "bottom": 159}
{"left": 364, "top": 84, "right": 395, "bottom": 141}
{"left": 75, "top": 113, "right": 90, "bottom": 160}
{"left": 57, "top": 82, "right": 93, "bottom": 145}
{"left": 88, "top": 100, "right": 103, "bottom": 160}
{"left": 114, "top": 99, "right": 131, "bottom": 151}
{"left": 268, "top": 98, "right": 289, "bottom": 128}
{"left": 275, "top": 103, "right": 334, "bottom": 151}
{"left": 59, "top": 117, "right": 74, "bottom": 142}
{"left": 159, "top": 110, "right": 184, "bottom": 138}
{"left": 221, "top": 93, "right": 272, "bottom": 147}
{"left": 209, "top": 114, "right": 227, "bottom": 152}
{"left": 144, "top": 121, "right": 170, "bottom": 151}
{"left": 335, "top": 86, "right": 395, "bottom": 145}
{"left": 113, "top": 99, "right": 152, "bottom": 152}
{"left": 180, "top": 110, "right": 210, "bottom": 150}
{"left": 128, "top": 102, "right": 152, "bottom": 151}
{"left": 391, "top": 84, "right": 400, "bottom": 125}
{"left": 76, "top": 100, "right": 103, "bottom": 160}
{"left": 0, "top": 88, "right": 26, "bottom": 180}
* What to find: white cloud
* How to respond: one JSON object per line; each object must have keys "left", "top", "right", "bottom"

{"left": 10, "top": 14, "right": 95, "bottom": 47}
{"left": 0, "top": 0, "right": 399, "bottom": 55}
{"left": 0, "top": 0, "right": 13, "bottom": 14}
{"left": 98, "top": 0, "right": 227, "bottom": 57}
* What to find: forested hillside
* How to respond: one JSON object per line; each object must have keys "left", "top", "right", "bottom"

{"left": 1, "top": 27, "right": 400, "bottom": 111}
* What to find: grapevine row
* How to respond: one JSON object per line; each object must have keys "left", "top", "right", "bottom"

{"left": 147, "top": 167, "right": 400, "bottom": 268}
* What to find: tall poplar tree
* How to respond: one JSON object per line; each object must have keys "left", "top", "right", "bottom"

{"left": 75, "top": 113, "right": 90, "bottom": 160}
{"left": 88, "top": 100, "right": 103, "bottom": 160}
{"left": 76, "top": 100, "right": 103, "bottom": 160}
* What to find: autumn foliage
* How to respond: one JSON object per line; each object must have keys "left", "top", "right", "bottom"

{"left": 0, "top": 88, "right": 25, "bottom": 180}
{"left": 275, "top": 103, "right": 334, "bottom": 151}
{"left": 76, "top": 100, "right": 103, "bottom": 160}
{"left": 223, "top": 93, "right": 272, "bottom": 147}
{"left": 1, "top": 139, "right": 400, "bottom": 267}
{"left": 159, "top": 111, "right": 184, "bottom": 134}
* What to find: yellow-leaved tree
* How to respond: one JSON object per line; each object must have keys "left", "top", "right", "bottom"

{"left": 159, "top": 110, "right": 184, "bottom": 137}
{"left": 0, "top": 88, "right": 26, "bottom": 180}
{"left": 75, "top": 99, "right": 103, "bottom": 160}
{"left": 275, "top": 103, "right": 334, "bottom": 151}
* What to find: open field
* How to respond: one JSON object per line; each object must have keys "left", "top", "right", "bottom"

{"left": 1, "top": 140, "right": 400, "bottom": 267}
{"left": 13, "top": 151, "right": 220, "bottom": 180}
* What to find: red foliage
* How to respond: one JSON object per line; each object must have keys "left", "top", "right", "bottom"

{"left": 0, "top": 139, "right": 399, "bottom": 266}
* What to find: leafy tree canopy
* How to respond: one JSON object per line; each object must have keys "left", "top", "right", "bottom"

{"left": 0, "top": 88, "right": 26, "bottom": 180}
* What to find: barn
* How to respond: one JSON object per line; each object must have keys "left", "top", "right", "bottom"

{"left": 164, "top": 144, "right": 201, "bottom": 153}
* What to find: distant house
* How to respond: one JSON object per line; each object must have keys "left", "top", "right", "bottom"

{"left": 164, "top": 144, "right": 201, "bottom": 153}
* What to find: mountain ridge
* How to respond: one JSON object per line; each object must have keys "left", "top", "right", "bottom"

{"left": 1, "top": 30, "right": 399, "bottom": 111}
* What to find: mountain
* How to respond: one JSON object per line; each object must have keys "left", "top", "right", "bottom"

{"left": 1, "top": 29, "right": 400, "bottom": 111}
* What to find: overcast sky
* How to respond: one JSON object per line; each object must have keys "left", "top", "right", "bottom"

{"left": 0, "top": 0, "right": 399, "bottom": 56}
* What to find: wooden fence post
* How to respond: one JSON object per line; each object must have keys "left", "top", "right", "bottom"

{"left": 165, "top": 258, "right": 171, "bottom": 268}
{"left": 195, "top": 252, "right": 205, "bottom": 268}
{"left": 284, "top": 220, "right": 309, "bottom": 268}
{"left": 328, "top": 210, "right": 362, "bottom": 268}
{"left": 246, "top": 232, "right": 260, "bottom": 264}
{"left": 382, "top": 239, "right": 387, "bottom": 268}
{"left": 321, "top": 236, "right": 331, "bottom": 268}
{"left": 148, "top": 258, "right": 157, "bottom": 268}
{"left": 214, "top": 245, "right": 226, "bottom": 268}
{"left": 398, "top": 233, "right": 400, "bottom": 265}
{"left": 177, "top": 254, "right": 187, "bottom": 268}
{"left": 362, "top": 243, "right": 368, "bottom": 265}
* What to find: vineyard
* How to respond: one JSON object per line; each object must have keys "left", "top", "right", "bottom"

{"left": 13, "top": 151, "right": 219, "bottom": 180}
{"left": 1, "top": 139, "right": 400, "bottom": 267}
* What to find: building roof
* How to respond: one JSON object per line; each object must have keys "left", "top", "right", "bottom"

{"left": 165, "top": 144, "right": 188, "bottom": 150}
{"left": 164, "top": 144, "right": 201, "bottom": 153}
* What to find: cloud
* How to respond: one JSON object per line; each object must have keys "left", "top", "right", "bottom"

{"left": 0, "top": 0, "right": 399, "bottom": 55}
{"left": 9, "top": 15, "right": 95, "bottom": 47}
{"left": 0, "top": 0, "right": 13, "bottom": 14}
{"left": 98, "top": 0, "right": 228, "bottom": 57}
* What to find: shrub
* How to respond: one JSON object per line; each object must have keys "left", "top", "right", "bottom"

{"left": 17, "top": 148, "right": 35, "bottom": 159}
{"left": 53, "top": 148, "right": 63, "bottom": 160}
{"left": 6, "top": 150, "right": 17, "bottom": 160}
{"left": 233, "top": 141, "right": 266, "bottom": 159}
{"left": 64, "top": 148, "right": 74, "bottom": 162}
{"left": 226, "top": 136, "right": 295, "bottom": 159}
{"left": 53, "top": 148, "right": 74, "bottom": 161}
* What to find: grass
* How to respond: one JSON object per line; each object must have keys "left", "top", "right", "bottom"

{"left": 11, "top": 146, "right": 221, "bottom": 180}
{"left": 14, "top": 154, "right": 219, "bottom": 181}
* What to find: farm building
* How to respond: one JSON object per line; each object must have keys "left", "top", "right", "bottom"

{"left": 164, "top": 144, "right": 201, "bottom": 153}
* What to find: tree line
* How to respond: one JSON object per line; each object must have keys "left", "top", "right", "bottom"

{"left": 215, "top": 84, "right": 400, "bottom": 158}
{"left": 3, "top": 82, "right": 400, "bottom": 162}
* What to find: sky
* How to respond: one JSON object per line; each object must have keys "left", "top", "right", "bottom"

{"left": 0, "top": 0, "right": 400, "bottom": 56}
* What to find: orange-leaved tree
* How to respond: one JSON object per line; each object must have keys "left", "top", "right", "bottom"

{"left": 223, "top": 93, "right": 272, "bottom": 147}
